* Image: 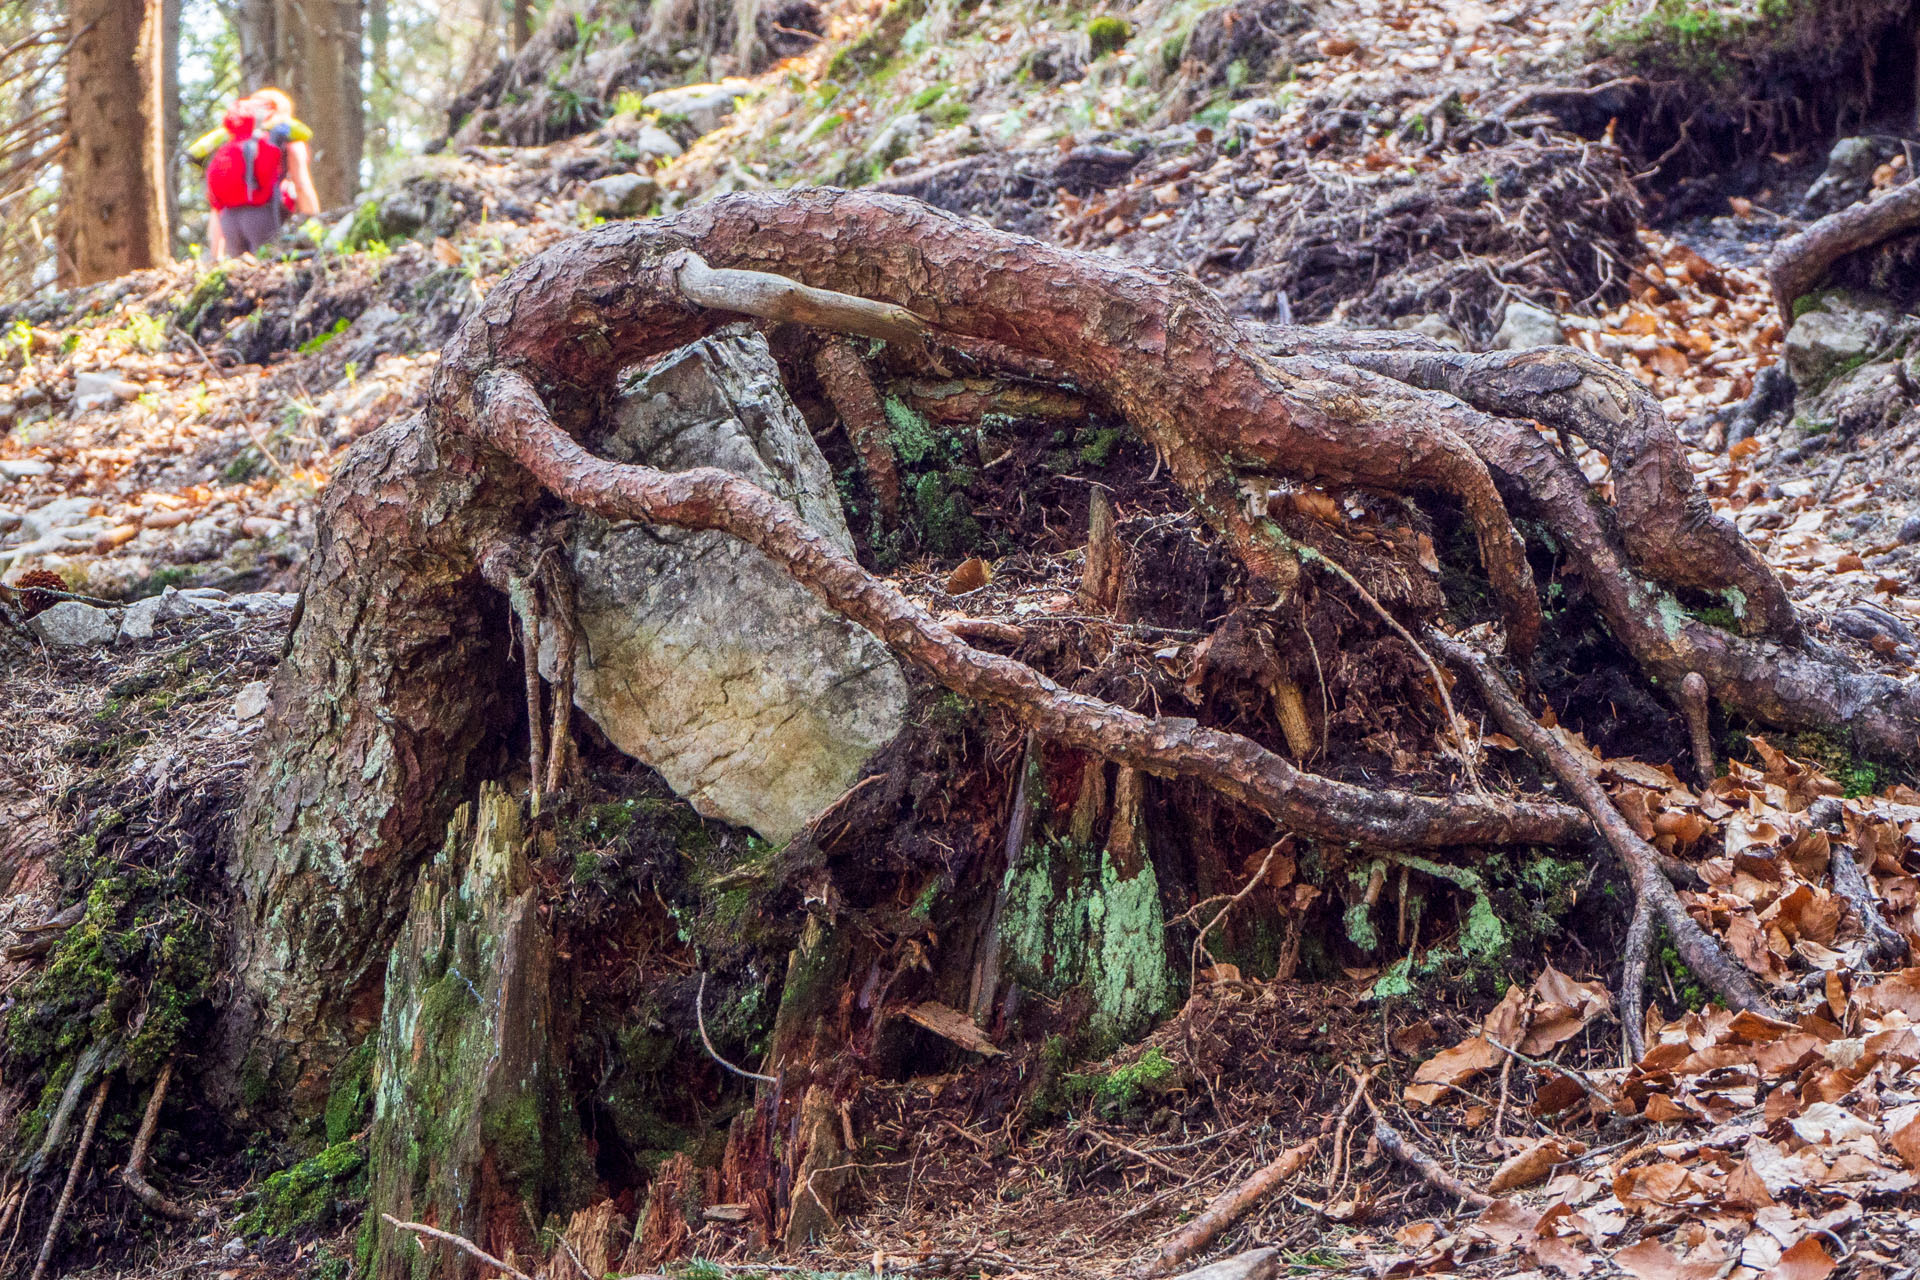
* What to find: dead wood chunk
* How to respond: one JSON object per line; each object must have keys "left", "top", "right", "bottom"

{"left": 903, "top": 1001, "right": 1004, "bottom": 1056}
{"left": 1080, "top": 486, "right": 1122, "bottom": 612}
{"left": 784, "top": 1085, "right": 848, "bottom": 1249}
{"left": 559, "top": 1201, "right": 625, "bottom": 1279}
{"left": 629, "top": 1153, "right": 699, "bottom": 1266}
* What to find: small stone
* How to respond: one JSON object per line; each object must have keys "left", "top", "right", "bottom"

{"left": 234, "top": 680, "right": 272, "bottom": 721}
{"left": 626, "top": 123, "right": 683, "bottom": 162}
{"left": 1492, "top": 301, "right": 1565, "bottom": 351}
{"left": 581, "top": 173, "right": 661, "bottom": 219}
{"left": 221, "top": 1238, "right": 249, "bottom": 1262}
{"left": 240, "top": 516, "right": 286, "bottom": 539}
{"left": 1227, "top": 98, "right": 1281, "bottom": 126}
{"left": 118, "top": 591, "right": 172, "bottom": 641}
{"left": 1900, "top": 515, "right": 1920, "bottom": 545}
{"left": 0, "top": 458, "right": 51, "bottom": 479}
{"left": 640, "top": 81, "right": 747, "bottom": 135}
{"left": 71, "top": 370, "right": 140, "bottom": 413}
{"left": 26, "top": 600, "right": 121, "bottom": 648}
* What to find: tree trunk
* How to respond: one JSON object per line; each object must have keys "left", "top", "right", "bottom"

{"left": 60, "top": 0, "right": 169, "bottom": 285}
{"left": 274, "top": 0, "right": 362, "bottom": 205}
{"left": 236, "top": 0, "right": 276, "bottom": 93}
{"left": 161, "top": 0, "right": 181, "bottom": 253}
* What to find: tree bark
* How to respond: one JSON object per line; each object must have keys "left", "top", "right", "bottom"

{"left": 275, "top": 0, "right": 362, "bottom": 205}
{"left": 60, "top": 0, "right": 170, "bottom": 284}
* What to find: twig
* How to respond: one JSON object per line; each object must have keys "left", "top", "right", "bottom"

{"left": 1190, "top": 844, "right": 1278, "bottom": 992}
{"left": 122, "top": 1059, "right": 199, "bottom": 1219}
{"left": 696, "top": 971, "right": 777, "bottom": 1084}
{"left": 1134, "top": 1137, "right": 1319, "bottom": 1277}
{"left": 1088, "top": 1131, "right": 1185, "bottom": 1178}
{"left": 382, "top": 1215, "right": 534, "bottom": 1280}
{"left": 1368, "top": 1105, "right": 1492, "bottom": 1210}
{"left": 1325, "top": 1067, "right": 1377, "bottom": 1202}
{"left": 30, "top": 1077, "right": 109, "bottom": 1280}
{"left": 1485, "top": 1036, "right": 1616, "bottom": 1112}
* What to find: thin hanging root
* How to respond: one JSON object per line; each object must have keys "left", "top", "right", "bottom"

{"left": 123, "top": 1059, "right": 197, "bottom": 1220}
{"left": 1677, "top": 673, "right": 1715, "bottom": 787}
{"left": 30, "top": 1077, "right": 108, "bottom": 1280}
{"left": 1301, "top": 542, "right": 1484, "bottom": 794}
{"left": 475, "top": 367, "right": 1589, "bottom": 852}
{"left": 541, "top": 556, "right": 578, "bottom": 796}
{"left": 814, "top": 338, "right": 903, "bottom": 524}
{"left": 519, "top": 611, "right": 546, "bottom": 805}
{"left": 1430, "top": 630, "right": 1784, "bottom": 1022}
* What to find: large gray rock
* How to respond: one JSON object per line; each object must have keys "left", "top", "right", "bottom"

{"left": 1784, "top": 292, "right": 1895, "bottom": 391}
{"left": 640, "top": 81, "right": 747, "bottom": 135}
{"left": 27, "top": 601, "right": 121, "bottom": 648}
{"left": 544, "top": 330, "right": 908, "bottom": 844}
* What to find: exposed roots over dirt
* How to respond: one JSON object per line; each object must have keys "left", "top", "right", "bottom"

{"left": 228, "top": 186, "right": 1920, "bottom": 1132}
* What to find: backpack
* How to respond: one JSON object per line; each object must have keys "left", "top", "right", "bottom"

{"left": 205, "top": 106, "right": 284, "bottom": 210}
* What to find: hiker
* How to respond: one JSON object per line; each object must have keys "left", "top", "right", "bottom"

{"left": 189, "top": 89, "right": 322, "bottom": 260}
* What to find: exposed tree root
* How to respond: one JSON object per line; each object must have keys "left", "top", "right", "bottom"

{"left": 1430, "top": 632, "right": 1782, "bottom": 1023}
{"left": 122, "top": 1059, "right": 199, "bottom": 1221}
{"left": 1768, "top": 179, "right": 1920, "bottom": 321}
{"left": 813, "top": 337, "right": 904, "bottom": 524}
{"left": 477, "top": 366, "right": 1580, "bottom": 850}
{"left": 231, "top": 188, "right": 1919, "bottom": 1132}
{"left": 29, "top": 1077, "right": 108, "bottom": 1280}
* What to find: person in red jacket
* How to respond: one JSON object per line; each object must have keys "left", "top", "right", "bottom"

{"left": 189, "top": 89, "right": 322, "bottom": 259}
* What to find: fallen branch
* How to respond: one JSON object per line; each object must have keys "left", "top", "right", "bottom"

{"left": 1429, "top": 630, "right": 1783, "bottom": 1022}
{"left": 1620, "top": 896, "right": 1655, "bottom": 1063}
{"left": 1134, "top": 1138, "right": 1319, "bottom": 1278}
{"left": 1768, "top": 178, "right": 1920, "bottom": 321}
{"left": 30, "top": 1077, "right": 109, "bottom": 1280}
{"left": 381, "top": 1215, "right": 534, "bottom": 1280}
{"left": 1369, "top": 1108, "right": 1493, "bottom": 1210}
{"left": 675, "top": 250, "right": 931, "bottom": 348}
{"left": 122, "top": 1059, "right": 199, "bottom": 1220}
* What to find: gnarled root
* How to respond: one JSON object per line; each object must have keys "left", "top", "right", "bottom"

{"left": 476, "top": 366, "right": 1581, "bottom": 851}
{"left": 1430, "top": 631, "right": 1783, "bottom": 1023}
{"left": 1768, "top": 178, "right": 1920, "bottom": 321}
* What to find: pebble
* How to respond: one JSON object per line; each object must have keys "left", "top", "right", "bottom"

{"left": 1899, "top": 515, "right": 1920, "bottom": 545}
{"left": 0, "top": 459, "right": 51, "bottom": 479}
{"left": 234, "top": 680, "right": 272, "bottom": 721}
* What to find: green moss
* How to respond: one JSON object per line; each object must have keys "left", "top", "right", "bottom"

{"left": 325, "top": 1041, "right": 377, "bottom": 1146}
{"left": 1086, "top": 15, "right": 1131, "bottom": 57}
{"left": 239, "top": 1140, "right": 367, "bottom": 1237}
{"left": 1077, "top": 426, "right": 1125, "bottom": 467}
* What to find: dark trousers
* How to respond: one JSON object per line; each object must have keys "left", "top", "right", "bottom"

{"left": 217, "top": 202, "right": 285, "bottom": 255}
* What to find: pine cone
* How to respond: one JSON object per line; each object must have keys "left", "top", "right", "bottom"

{"left": 13, "top": 569, "right": 68, "bottom": 618}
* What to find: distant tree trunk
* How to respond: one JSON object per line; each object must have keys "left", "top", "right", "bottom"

{"left": 511, "top": 0, "right": 530, "bottom": 51}
{"left": 277, "top": 0, "right": 363, "bottom": 206}
{"left": 60, "top": 0, "right": 170, "bottom": 284}
{"left": 368, "top": 0, "right": 388, "bottom": 163}
{"left": 235, "top": 0, "right": 363, "bottom": 207}
{"left": 162, "top": 0, "right": 181, "bottom": 251}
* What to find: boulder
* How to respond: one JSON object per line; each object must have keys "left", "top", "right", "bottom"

{"left": 1784, "top": 291, "right": 1896, "bottom": 391}
{"left": 543, "top": 330, "right": 908, "bottom": 844}
{"left": 640, "top": 81, "right": 748, "bottom": 135}
{"left": 580, "top": 172, "right": 660, "bottom": 219}
{"left": 1492, "top": 300, "right": 1565, "bottom": 350}
{"left": 27, "top": 600, "right": 120, "bottom": 648}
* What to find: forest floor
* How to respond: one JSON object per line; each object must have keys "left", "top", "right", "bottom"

{"left": 6, "top": 0, "right": 1920, "bottom": 1278}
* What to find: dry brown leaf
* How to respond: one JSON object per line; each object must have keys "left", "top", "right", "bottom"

{"left": 1612, "top": 1240, "right": 1722, "bottom": 1280}
{"left": 1760, "top": 1237, "right": 1836, "bottom": 1280}
{"left": 1490, "top": 1138, "right": 1570, "bottom": 1193}
{"left": 944, "top": 557, "right": 991, "bottom": 594}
